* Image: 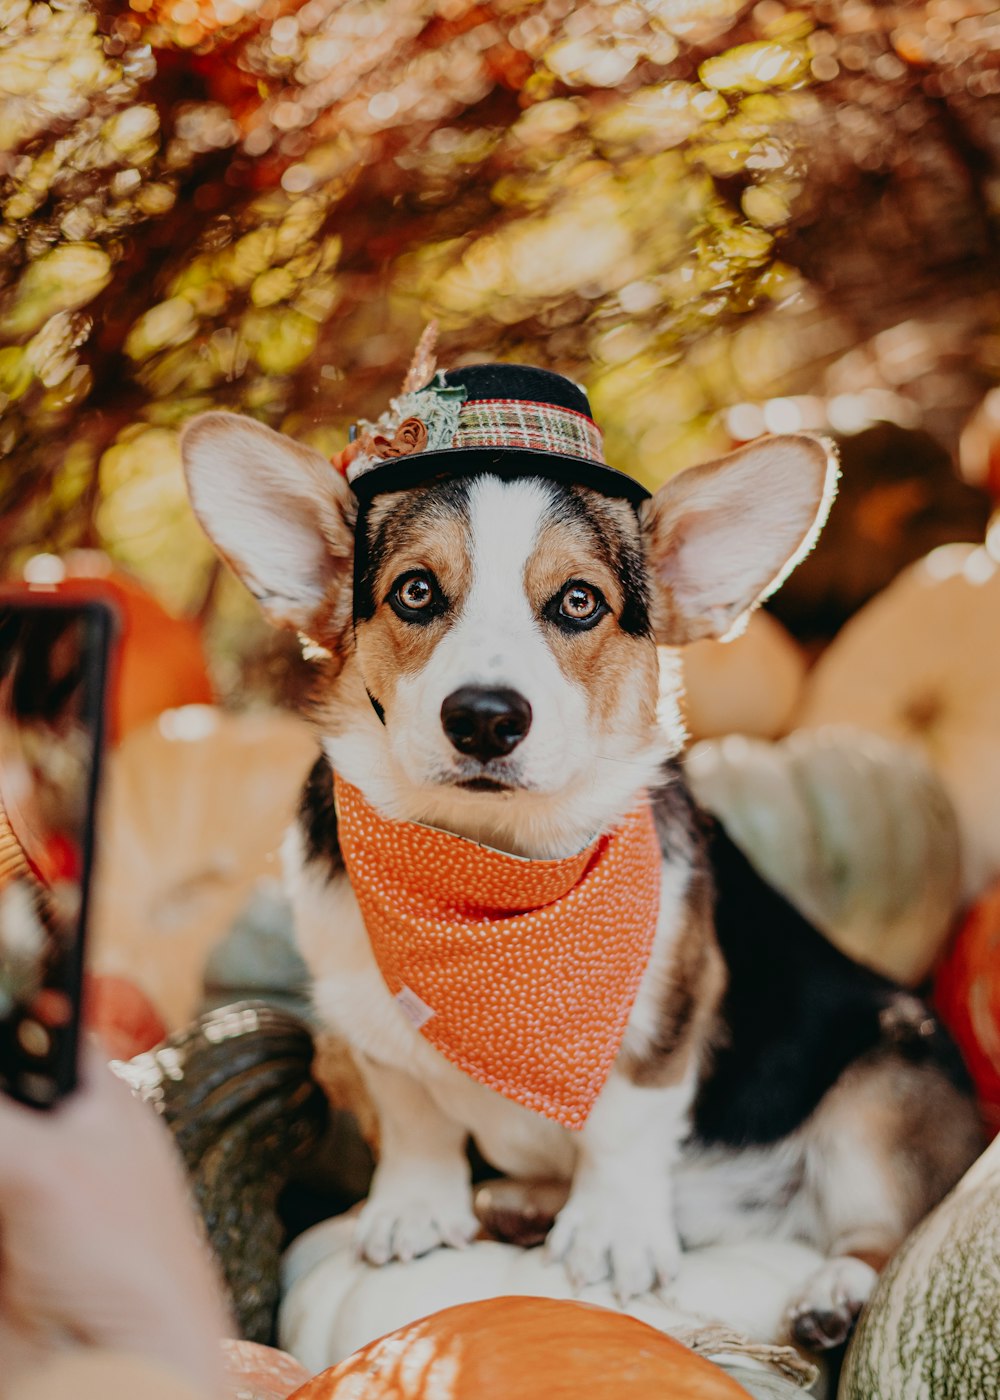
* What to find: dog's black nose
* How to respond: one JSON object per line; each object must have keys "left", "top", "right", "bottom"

{"left": 440, "top": 686, "right": 532, "bottom": 762}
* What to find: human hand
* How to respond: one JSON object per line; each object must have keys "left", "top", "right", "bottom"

{"left": 0, "top": 1042, "right": 232, "bottom": 1396}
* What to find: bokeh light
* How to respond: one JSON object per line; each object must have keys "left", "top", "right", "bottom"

{"left": 3, "top": 0, "right": 1000, "bottom": 692}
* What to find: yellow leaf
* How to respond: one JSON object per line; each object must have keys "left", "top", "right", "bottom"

{"left": 742, "top": 184, "right": 791, "bottom": 229}
{"left": 242, "top": 308, "right": 317, "bottom": 374}
{"left": 251, "top": 267, "right": 297, "bottom": 308}
{"left": 124, "top": 297, "right": 198, "bottom": 361}
{"left": 700, "top": 42, "right": 807, "bottom": 93}
{"left": 1, "top": 244, "right": 112, "bottom": 337}
{"left": 0, "top": 346, "right": 32, "bottom": 399}
{"left": 104, "top": 105, "right": 160, "bottom": 153}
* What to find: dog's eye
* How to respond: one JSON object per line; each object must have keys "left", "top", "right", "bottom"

{"left": 544, "top": 580, "right": 609, "bottom": 632}
{"left": 389, "top": 571, "right": 445, "bottom": 623}
{"left": 399, "top": 576, "right": 433, "bottom": 609}
{"left": 561, "top": 585, "right": 600, "bottom": 621}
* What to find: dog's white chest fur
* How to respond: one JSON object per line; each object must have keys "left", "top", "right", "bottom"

{"left": 285, "top": 820, "right": 692, "bottom": 1182}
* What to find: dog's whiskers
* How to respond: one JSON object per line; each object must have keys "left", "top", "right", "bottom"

{"left": 591, "top": 751, "right": 662, "bottom": 769}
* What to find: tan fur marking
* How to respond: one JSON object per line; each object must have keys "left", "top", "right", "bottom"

{"left": 805, "top": 1050, "right": 985, "bottom": 1253}
{"left": 355, "top": 490, "right": 472, "bottom": 716}
{"left": 312, "top": 1030, "right": 379, "bottom": 1151}
{"left": 621, "top": 866, "right": 726, "bottom": 1089}
{"left": 523, "top": 513, "right": 658, "bottom": 736}
{"left": 311, "top": 570, "right": 357, "bottom": 667}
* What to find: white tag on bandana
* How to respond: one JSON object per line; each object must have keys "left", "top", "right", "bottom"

{"left": 394, "top": 984, "right": 436, "bottom": 1030}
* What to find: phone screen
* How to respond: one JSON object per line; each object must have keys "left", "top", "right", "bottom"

{"left": 0, "top": 599, "right": 113, "bottom": 1107}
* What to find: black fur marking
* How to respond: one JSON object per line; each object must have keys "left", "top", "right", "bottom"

{"left": 299, "top": 754, "right": 344, "bottom": 880}
{"left": 650, "top": 760, "right": 706, "bottom": 865}
{"left": 366, "top": 689, "right": 386, "bottom": 724}
{"left": 551, "top": 485, "right": 652, "bottom": 638}
{"left": 614, "top": 537, "right": 652, "bottom": 637}
{"left": 353, "top": 478, "right": 471, "bottom": 624}
{"left": 691, "top": 815, "right": 972, "bottom": 1148}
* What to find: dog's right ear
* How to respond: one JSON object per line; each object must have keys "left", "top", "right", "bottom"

{"left": 640, "top": 434, "right": 838, "bottom": 645}
{"left": 181, "top": 411, "right": 355, "bottom": 635}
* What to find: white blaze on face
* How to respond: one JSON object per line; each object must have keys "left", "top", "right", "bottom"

{"left": 388, "top": 476, "right": 592, "bottom": 794}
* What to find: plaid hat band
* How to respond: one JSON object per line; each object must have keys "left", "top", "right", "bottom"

{"left": 347, "top": 395, "right": 605, "bottom": 487}
{"left": 455, "top": 399, "right": 603, "bottom": 462}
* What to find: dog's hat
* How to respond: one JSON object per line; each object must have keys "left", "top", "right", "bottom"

{"left": 342, "top": 359, "right": 651, "bottom": 508}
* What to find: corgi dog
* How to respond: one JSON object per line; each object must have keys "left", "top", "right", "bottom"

{"left": 181, "top": 362, "right": 982, "bottom": 1350}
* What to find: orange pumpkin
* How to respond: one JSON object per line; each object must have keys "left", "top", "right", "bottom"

{"left": 289, "top": 1297, "right": 753, "bottom": 1400}
{"left": 17, "top": 552, "right": 213, "bottom": 743}
{"left": 223, "top": 1339, "right": 312, "bottom": 1400}
{"left": 935, "top": 881, "right": 1000, "bottom": 1140}
{"left": 89, "top": 706, "right": 316, "bottom": 1027}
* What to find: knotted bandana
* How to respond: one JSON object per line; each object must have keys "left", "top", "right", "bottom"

{"left": 334, "top": 775, "right": 662, "bottom": 1129}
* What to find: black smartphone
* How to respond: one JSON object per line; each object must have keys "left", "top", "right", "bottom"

{"left": 0, "top": 595, "right": 115, "bottom": 1108}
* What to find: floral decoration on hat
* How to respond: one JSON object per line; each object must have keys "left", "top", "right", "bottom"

{"left": 353, "top": 373, "right": 466, "bottom": 471}
{"left": 330, "top": 321, "right": 456, "bottom": 478}
{"left": 371, "top": 416, "right": 428, "bottom": 459}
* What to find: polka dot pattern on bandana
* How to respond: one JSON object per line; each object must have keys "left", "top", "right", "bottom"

{"left": 334, "top": 776, "right": 662, "bottom": 1130}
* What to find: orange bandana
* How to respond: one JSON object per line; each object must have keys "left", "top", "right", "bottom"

{"left": 333, "top": 776, "right": 662, "bottom": 1129}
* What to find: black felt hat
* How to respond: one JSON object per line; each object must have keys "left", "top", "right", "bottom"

{"left": 346, "top": 363, "right": 650, "bottom": 507}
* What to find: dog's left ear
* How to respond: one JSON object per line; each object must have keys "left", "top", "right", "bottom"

{"left": 640, "top": 433, "right": 838, "bottom": 645}
{"left": 181, "top": 411, "right": 355, "bottom": 638}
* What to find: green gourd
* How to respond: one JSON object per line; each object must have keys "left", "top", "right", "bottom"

{"left": 838, "top": 1132, "right": 1000, "bottom": 1399}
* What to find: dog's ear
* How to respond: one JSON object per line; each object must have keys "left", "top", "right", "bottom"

{"left": 640, "top": 433, "right": 838, "bottom": 645}
{"left": 181, "top": 411, "right": 355, "bottom": 634}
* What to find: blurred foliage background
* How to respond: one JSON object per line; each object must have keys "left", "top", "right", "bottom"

{"left": 2, "top": 0, "right": 1000, "bottom": 697}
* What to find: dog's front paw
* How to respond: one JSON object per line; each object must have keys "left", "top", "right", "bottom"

{"left": 545, "top": 1192, "right": 681, "bottom": 1302}
{"left": 787, "top": 1255, "right": 878, "bottom": 1352}
{"left": 355, "top": 1185, "right": 478, "bottom": 1266}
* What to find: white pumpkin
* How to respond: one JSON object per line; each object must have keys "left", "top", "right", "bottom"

{"left": 279, "top": 1210, "right": 824, "bottom": 1386}
{"left": 797, "top": 543, "right": 1000, "bottom": 904}
{"left": 838, "top": 1132, "right": 1000, "bottom": 1399}
{"left": 674, "top": 610, "right": 807, "bottom": 743}
{"left": 684, "top": 727, "right": 962, "bottom": 986}
{"left": 89, "top": 705, "right": 316, "bottom": 1026}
